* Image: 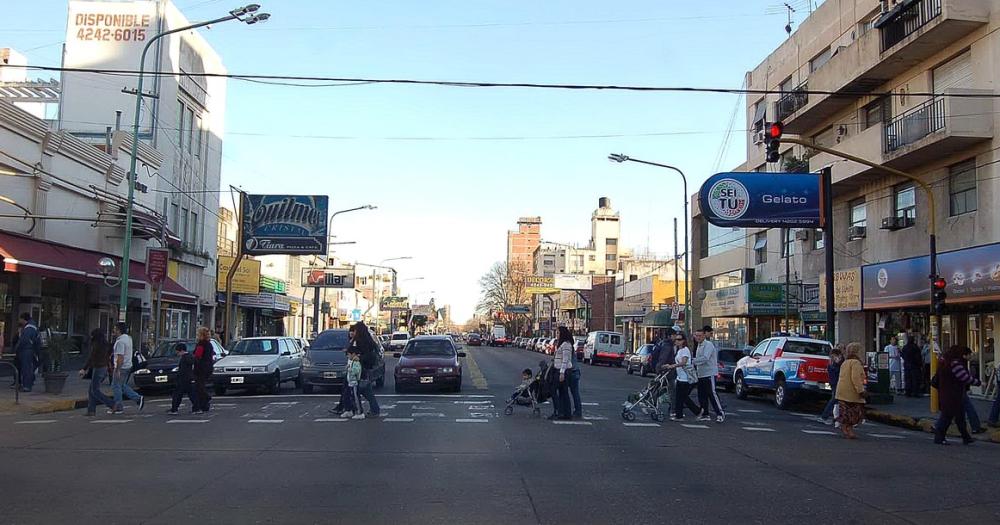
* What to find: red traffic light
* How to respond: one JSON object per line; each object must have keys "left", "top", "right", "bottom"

{"left": 768, "top": 122, "right": 784, "bottom": 139}
{"left": 932, "top": 277, "right": 947, "bottom": 289}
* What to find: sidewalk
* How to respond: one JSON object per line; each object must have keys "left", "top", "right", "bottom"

{"left": 865, "top": 392, "right": 1000, "bottom": 443}
{"left": 0, "top": 355, "right": 90, "bottom": 415}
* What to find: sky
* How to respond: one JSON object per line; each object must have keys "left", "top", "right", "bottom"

{"left": 2, "top": 0, "right": 821, "bottom": 322}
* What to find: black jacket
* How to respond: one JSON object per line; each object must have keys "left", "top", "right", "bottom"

{"left": 176, "top": 353, "right": 195, "bottom": 384}
{"left": 901, "top": 341, "right": 922, "bottom": 369}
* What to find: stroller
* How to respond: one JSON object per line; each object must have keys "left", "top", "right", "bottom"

{"left": 621, "top": 370, "right": 670, "bottom": 422}
{"left": 503, "top": 361, "right": 550, "bottom": 417}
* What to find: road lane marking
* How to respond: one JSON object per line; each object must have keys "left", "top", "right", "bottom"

{"left": 91, "top": 420, "right": 132, "bottom": 424}
{"left": 737, "top": 409, "right": 762, "bottom": 413}
{"left": 167, "top": 420, "right": 209, "bottom": 424}
{"left": 742, "top": 427, "right": 776, "bottom": 432}
{"left": 248, "top": 419, "right": 284, "bottom": 424}
{"left": 552, "top": 420, "right": 592, "bottom": 426}
{"left": 463, "top": 349, "right": 489, "bottom": 390}
{"left": 411, "top": 413, "right": 445, "bottom": 417}
{"left": 455, "top": 418, "right": 488, "bottom": 423}
{"left": 384, "top": 418, "right": 414, "bottom": 422}
{"left": 868, "top": 433, "right": 905, "bottom": 439}
{"left": 583, "top": 416, "right": 608, "bottom": 421}
{"left": 380, "top": 404, "right": 397, "bottom": 409}
{"left": 801, "top": 429, "right": 837, "bottom": 435}
{"left": 582, "top": 402, "right": 600, "bottom": 406}
{"left": 454, "top": 401, "right": 483, "bottom": 404}
{"left": 213, "top": 403, "right": 237, "bottom": 407}
{"left": 15, "top": 420, "right": 57, "bottom": 424}
{"left": 396, "top": 401, "right": 424, "bottom": 404}
{"left": 314, "top": 418, "right": 348, "bottom": 422}
{"left": 680, "top": 424, "right": 710, "bottom": 429}
{"left": 623, "top": 422, "right": 660, "bottom": 427}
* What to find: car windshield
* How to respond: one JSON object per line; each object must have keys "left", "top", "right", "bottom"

{"left": 230, "top": 339, "right": 278, "bottom": 355}
{"left": 783, "top": 341, "right": 831, "bottom": 356}
{"left": 404, "top": 340, "right": 455, "bottom": 356}
{"left": 392, "top": 334, "right": 409, "bottom": 341}
{"left": 152, "top": 340, "right": 195, "bottom": 358}
{"left": 312, "top": 331, "right": 350, "bottom": 350}
{"left": 638, "top": 345, "right": 653, "bottom": 355}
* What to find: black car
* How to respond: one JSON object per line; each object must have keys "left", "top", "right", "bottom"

{"left": 716, "top": 348, "right": 743, "bottom": 391}
{"left": 467, "top": 334, "right": 482, "bottom": 346}
{"left": 301, "top": 329, "right": 386, "bottom": 394}
{"left": 133, "top": 339, "right": 226, "bottom": 393}
{"left": 625, "top": 344, "right": 656, "bottom": 377}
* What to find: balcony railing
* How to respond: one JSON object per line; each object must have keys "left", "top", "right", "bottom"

{"left": 879, "top": 0, "right": 943, "bottom": 51}
{"left": 883, "top": 96, "right": 945, "bottom": 153}
{"left": 775, "top": 84, "right": 809, "bottom": 121}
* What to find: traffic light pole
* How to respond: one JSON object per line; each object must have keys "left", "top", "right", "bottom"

{"left": 781, "top": 137, "right": 939, "bottom": 412}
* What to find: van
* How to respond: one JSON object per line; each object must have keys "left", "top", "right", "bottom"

{"left": 583, "top": 331, "right": 625, "bottom": 367}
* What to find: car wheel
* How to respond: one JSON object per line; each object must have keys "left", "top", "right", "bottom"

{"left": 735, "top": 373, "right": 748, "bottom": 400}
{"left": 626, "top": 365, "right": 634, "bottom": 375}
{"left": 774, "top": 378, "right": 791, "bottom": 410}
{"left": 293, "top": 373, "right": 303, "bottom": 389}
{"left": 214, "top": 386, "right": 227, "bottom": 396}
{"left": 269, "top": 372, "right": 281, "bottom": 394}
{"left": 302, "top": 383, "right": 314, "bottom": 394}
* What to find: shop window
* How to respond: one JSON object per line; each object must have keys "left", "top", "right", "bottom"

{"left": 948, "top": 159, "right": 977, "bottom": 216}
{"left": 754, "top": 232, "right": 767, "bottom": 265}
{"left": 894, "top": 184, "right": 916, "bottom": 221}
{"left": 850, "top": 199, "right": 866, "bottom": 228}
{"left": 812, "top": 229, "right": 824, "bottom": 251}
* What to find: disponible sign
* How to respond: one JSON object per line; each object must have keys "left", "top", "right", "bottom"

{"left": 525, "top": 275, "right": 558, "bottom": 295}
{"left": 242, "top": 195, "right": 329, "bottom": 255}
{"left": 302, "top": 267, "right": 355, "bottom": 288}
{"left": 864, "top": 243, "right": 1000, "bottom": 309}
{"left": 699, "top": 172, "right": 823, "bottom": 228}
{"left": 819, "top": 268, "right": 862, "bottom": 312}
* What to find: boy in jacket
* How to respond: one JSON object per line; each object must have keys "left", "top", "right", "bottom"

{"left": 169, "top": 344, "right": 197, "bottom": 415}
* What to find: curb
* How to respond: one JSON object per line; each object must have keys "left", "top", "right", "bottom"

{"left": 865, "top": 408, "right": 1000, "bottom": 444}
{"left": 0, "top": 397, "right": 87, "bottom": 416}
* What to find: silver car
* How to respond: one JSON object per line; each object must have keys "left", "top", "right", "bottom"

{"left": 213, "top": 337, "right": 304, "bottom": 395}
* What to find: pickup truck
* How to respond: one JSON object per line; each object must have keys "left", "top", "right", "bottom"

{"left": 733, "top": 336, "right": 833, "bottom": 409}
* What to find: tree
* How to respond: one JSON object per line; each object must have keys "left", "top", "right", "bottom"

{"left": 476, "top": 261, "right": 532, "bottom": 335}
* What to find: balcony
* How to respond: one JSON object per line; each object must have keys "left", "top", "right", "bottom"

{"left": 775, "top": 84, "right": 809, "bottom": 122}
{"left": 882, "top": 88, "right": 993, "bottom": 169}
{"left": 781, "top": 0, "right": 988, "bottom": 134}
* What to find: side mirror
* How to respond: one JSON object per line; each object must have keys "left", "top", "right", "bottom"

{"left": 393, "top": 352, "right": 401, "bottom": 358}
{"left": 457, "top": 352, "right": 467, "bottom": 358}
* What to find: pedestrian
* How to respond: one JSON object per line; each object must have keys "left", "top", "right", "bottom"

{"left": 13, "top": 312, "right": 42, "bottom": 392}
{"left": 168, "top": 343, "right": 196, "bottom": 415}
{"left": 191, "top": 327, "right": 213, "bottom": 414}
{"left": 835, "top": 342, "right": 867, "bottom": 439}
{"left": 654, "top": 328, "right": 677, "bottom": 411}
{"left": 668, "top": 332, "right": 701, "bottom": 421}
{"left": 885, "top": 336, "right": 902, "bottom": 394}
{"left": 900, "top": 335, "right": 923, "bottom": 397}
{"left": 932, "top": 345, "right": 979, "bottom": 445}
{"left": 987, "top": 352, "right": 1000, "bottom": 429}
{"left": 959, "top": 347, "right": 987, "bottom": 434}
{"left": 339, "top": 348, "right": 363, "bottom": 419}
{"left": 110, "top": 322, "right": 144, "bottom": 414}
{"left": 921, "top": 338, "right": 932, "bottom": 393}
{"left": 692, "top": 326, "right": 725, "bottom": 422}
{"left": 818, "top": 345, "right": 843, "bottom": 425}
{"left": 552, "top": 327, "right": 575, "bottom": 421}
{"left": 564, "top": 329, "right": 583, "bottom": 419}
{"left": 80, "top": 329, "right": 115, "bottom": 416}
{"left": 348, "top": 321, "right": 380, "bottom": 417}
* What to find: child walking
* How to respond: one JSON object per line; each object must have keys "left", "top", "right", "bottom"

{"left": 339, "top": 348, "right": 364, "bottom": 420}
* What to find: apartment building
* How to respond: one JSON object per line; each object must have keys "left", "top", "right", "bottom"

{"left": 507, "top": 216, "right": 541, "bottom": 274}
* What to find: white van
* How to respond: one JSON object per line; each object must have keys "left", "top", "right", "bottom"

{"left": 583, "top": 331, "right": 625, "bottom": 367}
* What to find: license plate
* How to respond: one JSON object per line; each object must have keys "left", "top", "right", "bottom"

{"left": 154, "top": 375, "right": 168, "bottom": 383}
{"left": 420, "top": 376, "right": 434, "bottom": 384}
{"left": 230, "top": 377, "right": 244, "bottom": 384}
{"left": 323, "top": 371, "right": 338, "bottom": 379}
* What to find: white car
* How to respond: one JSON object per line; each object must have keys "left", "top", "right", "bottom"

{"left": 212, "top": 336, "right": 304, "bottom": 395}
{"left": 389, "top": 332, "right": 410, "bottom": 350}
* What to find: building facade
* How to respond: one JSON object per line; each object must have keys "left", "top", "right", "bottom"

{"left": 507, "top": 216, "right": 541, "bottom": 274}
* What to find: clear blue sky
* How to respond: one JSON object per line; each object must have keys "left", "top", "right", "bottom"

{"left": 3, "top": 0, "right": 819, "bottom": 322}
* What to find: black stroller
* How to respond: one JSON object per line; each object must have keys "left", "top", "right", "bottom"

{"left": 503, "top": 361, "right": 550, "bottom": 417}
{"left": 621, "top": 370, "right": 670, "bottom": 422}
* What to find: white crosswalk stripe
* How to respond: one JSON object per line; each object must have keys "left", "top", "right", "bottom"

{"left": 801, "top": 429, "right": 837, "bottom": 435}
{"left": 680, "top": 424, "right": 710, "bottom": 429}
{"left": 248, "top": 419, "right": 284, "bottom": 424}
{"left": 623, "top": 422, "right": 660, "bottom": 427}
{"left": 552, "top": 420, "right": 592, "bottom": 426}
{"left": 15, "top": 420, "right": 56, "bottom": 424}
{"left": 384, "top": 417, "right": 414, "bottom": 422}
{"left": 456, "top": 419, "right": 488, "bottom": 423}
{"left": 91, "top": 420, "right": 132, "bottom": 424}
{"left": 742, "top": 427, "right": 776, "bottom": 432}
{"left": 167, "top": 420, "right": 208, "bottom": 424}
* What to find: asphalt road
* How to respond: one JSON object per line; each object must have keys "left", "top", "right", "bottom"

{"left": 1, "top": 344, "right": 999, "bottom": 524}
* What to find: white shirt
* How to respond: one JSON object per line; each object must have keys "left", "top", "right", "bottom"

{"left": 554, "top": 342, "right": 574, "bottom": 373}
{"left": 884, "top": 344, "right": 901, "bottom": 372}
{"left": 675, "top": 346, "right": 694, "bottom": 383}
{"left": 114, "top": 334, "right": 134, "bottom": 371}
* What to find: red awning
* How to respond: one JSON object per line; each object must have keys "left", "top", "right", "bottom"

{"left": 0, "top": 230, "right": 196, "bottom": 303}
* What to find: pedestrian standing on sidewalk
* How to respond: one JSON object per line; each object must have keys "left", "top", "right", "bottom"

{"left": 192, "top": 327, "right": 213, "bottom": 414}
{"left": 348, "top": 321, "right": 380, "bottom": 417}
{"left": 80, "top": 329, "right": 115, "bottom": 416}
{"left": 835, "top": 342, "right": 867, "bottom": 440}
{"left": 669, "top": 332, "right": 701, "bottom": 421}
{"left": 901, "top": 335, "right": 923, "bottom": 397}
{"left": 168, "top": 343, "right": 196, "bottom": 415}
{"left": 564, "top": 330, "right": 583, "bottom": 419}
{"left": 110, "top": 322, "right": 144, "bottom": 414}
{"left": 552, "top": 327, "right": 574, "bottom": 421}
{"left": 818, "top": 346, "right": 843, "bottom": 425}
{"left": 933, "top": 345, "right": 979, "bottom": 445}
{"left": 13, "top": 312, "right": 40, "bottom": 392}
{"left": 692, "top": 326, "right": 725, "bottom": 423}
{"left": 885, "top": 336, "right": 902, "bottom": 394}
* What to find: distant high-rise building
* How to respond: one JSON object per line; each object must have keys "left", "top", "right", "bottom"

{"left": 507, "top": 216, "right": 541, "bottom": 274}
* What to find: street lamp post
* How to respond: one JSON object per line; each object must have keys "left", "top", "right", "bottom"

{"left": 312, "top": 205, "right": 376, "bottom": 335}
{"left": 609, "top": 154, "right": 690, "bottom": 330}
{"left": 118, "top": 4, "right": 269, "bottom": 323}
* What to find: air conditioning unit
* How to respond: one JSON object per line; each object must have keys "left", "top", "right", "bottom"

{"left": 881, "top": 216, "right": 914, "bottom": 231}
{"left": 794, "top": 229, "right": 811, "bottom": 241}
{"left": 752, "top": 129, "right": 767, "bottom": 145}
{"left": 847, "top": 226, "right": 867, "bottom": 240}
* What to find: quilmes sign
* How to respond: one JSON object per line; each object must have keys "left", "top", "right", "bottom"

{"left": 302, "top": 267, "right": 355, "bottom": 288}
{"left": 380, "top": 296, "right": 410, "bottom": 310}
{"left": 699, "top": 172, "right": 823, "bottom": 228}
{"left": 242, "top": 195, "right": 329, "bottom": 255}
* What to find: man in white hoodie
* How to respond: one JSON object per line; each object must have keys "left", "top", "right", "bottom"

{"left": 692, "top": 326, "right": 725, "bottom": 423}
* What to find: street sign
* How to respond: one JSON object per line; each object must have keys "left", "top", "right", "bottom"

{"left": 302, "top": 267, "right": 355, "bottom": 288}
{"left": 351, "top": 309, "right": 362, "bottom": 322}
{"left": 145, "top": 247, "right": 169, "bottom": 284}
{"left": 242, "top": 194, "right": 329, "bottom": 255}
{"left": 504, "top": 305, "right": 531, "bottom": 314}
{"left": 699, "top": 172, "right": 823, "bottom": 228}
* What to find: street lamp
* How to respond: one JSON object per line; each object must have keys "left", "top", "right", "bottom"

{"left": 97, "top": 257, "right": 121, "bottom": 287}
{"left": 609, "top": 153, "right": 690, "bottom": 329}
{"left": 312, "top": 205, "right": 376, "bottom": 335}
{"left": 118, "top": 5, "right": 269, "bottom": 322}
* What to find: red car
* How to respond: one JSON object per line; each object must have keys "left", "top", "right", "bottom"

{"left": 393, "top": 336, "right": 465, "bottom": 393}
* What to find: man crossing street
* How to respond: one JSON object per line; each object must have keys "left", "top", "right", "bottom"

{"left": 692, "top": 326, "right": 725, "bottom": 423}
{"left": 110, "top": 322, "right": 145, "bottom": 414}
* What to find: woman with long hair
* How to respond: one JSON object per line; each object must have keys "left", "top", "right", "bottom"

{"left": 551, "top": 326, "right": 576, "bottom": 421}
{"left": 192, "top": 326, "right": 213, "bottom": 414}
{"left": 80, "top": 329, "right": 115, "bottom": 416}
{"left": 669, "top": 332, "right": 701, "bottom": 421}
{"left": 933, "top": 345, "right": 979, "bottom": 445}
{"left": 348, "top": 321, "right": 380, "bottom": 418}
{"left": 835, "top": 342, "right": 867, "bottom": 439}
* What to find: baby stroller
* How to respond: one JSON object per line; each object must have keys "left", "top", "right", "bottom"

{"left": 503, "top": 361, "right": 549, "bottom": 417}
{"left": 621, "top": 370, "right": 670, "bottom": 422}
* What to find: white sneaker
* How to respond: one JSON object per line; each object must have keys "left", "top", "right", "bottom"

{"left": 352, "top": 413, "right": 366, "bottom": 420}
{"left": 716, "top": 414, "right": 725, "bottom": 423}
{"left": 340, "top": 411, "right": 353, "bottom": 419}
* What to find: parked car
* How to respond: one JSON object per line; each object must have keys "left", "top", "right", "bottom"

{"left": 212, "top": 336, "right": 304, "bottom": 395}
{"left": 716, "top": 348, "right": 744, "bottom": 392}
{"left": 583, "top": 331, "right": 625, "bottom": 366}
{"left": 301, "top": 329, "right": 349, "bottom": 394}
{"left": 292, "top": 337, "right": 310, "bottom": 352}
{"left": 467, "top": 333, "right": 482, "bottom": 346}
{"left": 393, "top": 335, "right": 465, "bottom": 393}
{"left": 133, "top": 338, "right": 226, "bottom": 393}
{"left": 574, "top": 337, "right": 586, "bottom": 361}
{"left": 625, "top": 344, "right": 656, "bottom": 377}
{"left": 733, "top": 336, "right": 833, "bottom": 409}
{"left": 379, "top": 334, "right": 391, "bottom": 351}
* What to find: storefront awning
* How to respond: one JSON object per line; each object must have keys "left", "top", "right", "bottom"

{"left": 0, "top": 230, "right": 196, "bottom": 303}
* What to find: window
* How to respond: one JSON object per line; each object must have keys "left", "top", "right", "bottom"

{"left": 779, "top": 76, "right": 793, "bottom": 93}
{"left": 185, "top": 107, "right": 195, "bottom": 153}
{"left": 763, "top": 339, "right": 781, "bottom": 356}
{"left": 588, "top": 255, "right": 596, "bottom": 261}
{"left": 862, "top": 99, "right": 886, "bottom": 130}
{"left": 606, "top": 238, "right": 618, "bottom": 246}
{"left": 809, "top": 47, "right": 832, "bottom": 72}
{"left": 751, "top": 99, "right": 766, "bottom": 131}
{"left": 894, "top": 184, "right": 916, "bottom": 220}
{"left": 190, "top": 211, "right": 199, "bottom": 249}
{"left": 850, "top": 199, "right": 867, "bottom": 228}
{"left": 605, "top": 254, "right": 617, "bottom": 261}
{"left": 194, "top": 116, "right": 203, "bottom": 158}
{"left": 177, "top": 103, "right": 186, "bottom": 151}
{"left": 782, "top": 228, "right": 795, "bottom": 258}
{"left": 180, "top": 207, "right": 189, "bottom": 243}
{"left": 544, "top": 258, "right": 554, "bottom": 266}
{"left": 754, "top": 232, "right": 768, "bottom": 265}
{"left": 813, "top": 229, "right": 824, "bottom": 250}
{"left": 949, "top": 159, "right": 977, "bottom": 216}
{"left": 171, "top": 203, "right": 179, "bottom": 230}
{"left": 705, "top": 270, "right": 743, "bottom": 291}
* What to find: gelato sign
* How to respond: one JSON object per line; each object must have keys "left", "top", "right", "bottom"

{"left": 699, "top": 172, "right": 823, "bottom": 228}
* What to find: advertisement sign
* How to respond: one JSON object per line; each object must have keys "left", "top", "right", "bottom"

{"left": 237, "top": 292, "right": 290, "bottom": 313}
{"left": 747, "top": 283, "right": 791, "bottom": 316}
{"left": 145, "top": 247, "right": 169, "bottom": 284}
{"left": 701, "top": 285, "right": 747, "bottom": 318}
{"left": 302, "top": 267, "right": 355, "bottom": 288}
{"left": 554, "top": 273, "right": 592, "bottom": 291}
{"left": 863, "top": 242, "right": 1000, "bottom": 309}
{"left": 819, "top": 268, "right": 862, "bottom": 312}
{"left": 242, "top": 195, "right": 329, "bottom": 255}
{"left": 381, "top": 296, "right": 410, "bottom": 311}
{"left": 698, "top": 172, "right": 823, "bottom": 228}
{"left": 525, "top": 275, "right": 558, "bottom": 295}
{"left": 216, "top": 256, "right": 261, "bottom": 294}
{"left": 504, "top": 305, "right": 531, "bottom": 314}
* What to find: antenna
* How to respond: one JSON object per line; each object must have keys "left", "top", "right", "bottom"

{"left": 783, "top": 2, "right": 796, "bottom": 35}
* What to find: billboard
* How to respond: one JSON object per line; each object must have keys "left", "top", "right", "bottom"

{"left": 524, "top": 275, "right": 558, "bottom": 295}
{"left": 145, "top": 247, "right": 169, "bottom": 284}
{"left": 216, "top": 256, "right": 261, "bottom": 294}
{"left": 699, "top": 172, "right": 823, "bottom": 228}
{"left": 380, "top": 296, "right": 410, "bottom": 311}
{"left": 863, "top": 242, "right": 1000, "bottom": 309}
{"left": 701, "top": 285, "right": 747, "bottom": 318}
{"left": 554, "top": 273, "right": 592, "bottom": 291}
{"left": 242, "top": 195, "right": 329, "bottom": 255}
{"left": 819, "top": 268, "right": 862, "bottom": 312}
{"left": 302, "top": 267, "right": 355, "bottom": 288}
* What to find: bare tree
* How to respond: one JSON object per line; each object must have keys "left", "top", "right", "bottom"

{"left": 476, "top": 261, "right": 532, "bottom": 335}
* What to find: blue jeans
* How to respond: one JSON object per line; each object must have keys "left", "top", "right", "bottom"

{"left": 358, "top": 380, "right": 380, "bottom": 415}
{"left": 17, "top": 350, "right": 34, "bottom": 390}
{"left": 87, "top": 367, "right": 115, "bottom": 414}
{"left": 567, "top": 368, "right": 582, "bottom": 417}
{"left": 821, "top": 394, "right": 837, "bottom": 420}
{"left": 964, "top": 393, "right": 982, "bottom": 431}
{"left": 989, "top": 386, "right": 1000, "bottom": 425}
{"left": 112, "top": 368, "right": 141, "bottom": 410}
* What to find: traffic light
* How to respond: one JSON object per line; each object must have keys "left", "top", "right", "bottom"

{"left": 765, "top": 121, "right": 783, "bottom": 164}
{"left": 931, "top": 276, "right": 947, "bottom": 315}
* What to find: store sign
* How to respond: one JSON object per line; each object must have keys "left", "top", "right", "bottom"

{"left": 525, "top": 275, "right": 558, "bottom": 295}
{"left": 504, "top": 304, "right": 531, "bottom": 314}
{"left": 237, "top": 292, "right": 290, "bottom": 313}
{"left": 381, "top": 296, "right": 410, "bottom": 311}
{"left": 554, "top": 273, "right": 592, "bottom": 291}
{"left": 747, "top": 283, "right": 793, "bottom": 316}
{"left": 259, "top": 275, "right": 287, "bottom": 294}
{"left": 145, "top": 247, "right": 169, "bottom": 284}
{"left": 242, "top": 194, "right": 329, "bottom": 255}
{"left": 863, "top": 242, "right": 1000, "bottom": 309}
{"left": 698, "top": 172, "right": 823, "bottom": 228}
{"left": 216, "top": 256, "right": 261, "bottom": 294}
{"left": 302, "top": 267, "right": 355, "bottom": 288}
{"left": 819, "top": 268, "right": 862, "bottom": 312}
{"left": 701, "top": 285, "right": 747, "bottom": 318}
